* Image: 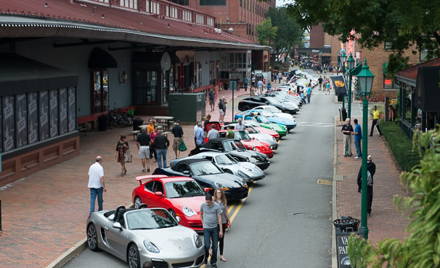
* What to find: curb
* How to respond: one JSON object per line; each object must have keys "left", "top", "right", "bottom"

{"left": 46, "top": 238, "right": 87, "bottom": 268}
{"left": 331, "top": 116, "right": 338, "bottom": 268}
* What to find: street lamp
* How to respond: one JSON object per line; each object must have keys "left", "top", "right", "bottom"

{"left": 356, "top": 59, "right": 374, "bottom": 239}
{"left": 339, "top": 51, "right": 347, "bottom": 109}
{"left": 347, "top": 54, "right": 355, "bottom": 118}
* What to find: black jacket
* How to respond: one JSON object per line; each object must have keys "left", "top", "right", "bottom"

{"left": 153, "top": 134, "right": 169, "bottom": 150}
{"left": 357, "top": 161, "right": 376, "bottom": 192}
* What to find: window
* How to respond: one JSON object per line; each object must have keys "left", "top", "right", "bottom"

{"left": 170, "top": 0, "right": 188, "bottom": 5}
{"left": 145, "top": 181, "right": 155, "bottom": 191}
{"left": 383, "top": 76, "right": 397, "bottom": 89}
{"left": 207, "top": 17, "right": 214, "bottom": 26}
{"left": 147, "top": 0, "right": 160, "bottom": 14}
{"left": 168, "top": 6, "right": 178, "bottom": 18}
{"left": 183, "top": 10, "right": 192, "bottom": 22}
{"left": 384, "top": 41, "right": 393, "bottom": 51}
{"left": 94, "top": 0, "right": 109, "bottom": 3}
{"left": 120, "top": 0, "right": 137, "bottom": 9}
{"left": 196, "top": 14, "right": 204, "bottom": 24}
{"left": 200, "top": 0, "right": 226, "bottom": 5}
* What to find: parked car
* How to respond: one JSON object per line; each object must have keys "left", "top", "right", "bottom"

{"left": 235, "top": 110, "right": 297, "bottom": 131}
{"left": 86, "top": 207, "right": 205, "bottom": 268}
{"left": 222, "top": 123, "right": 278, "bottom": 150}
{"left": 238, "top": 96, "right": 299, "bottom": 114}
{"left": 252, "top": 105, "right": 296, "bottom": 120}
{"left": 153, "top": 158, "right": 249, "bottom": 201}
{"left": 219, "top": 130, "right": 273, "bottom": 158}
{"left": 132, "top": 175, "right": 206, "bottom": 232}
{"left": 244, "top": 116, "right": 288, "bottom": 137}
{"left": 188, "top": 151, "right": 265, "bottom": 182}
{"left": 191, "top": 138, "right": 271, "bottom": 170}
{"left": 244, "top": 121, "right": 281, "bottom": 141}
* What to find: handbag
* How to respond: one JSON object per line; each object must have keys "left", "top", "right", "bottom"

{"left": 178, "top": 140, "right": 187, "bottom": 152}
{"left": 124, "top": 150, "right": 133, "bottom": 163}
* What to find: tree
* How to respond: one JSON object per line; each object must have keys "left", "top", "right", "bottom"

{"left": 256, "top": 18, "right": 278, "bottom": 47}
{"left": 347, "top": 126, "right": 440, "bottom": 267}
{"left": 288, "top": 0, "right": 440, "bottom": 60}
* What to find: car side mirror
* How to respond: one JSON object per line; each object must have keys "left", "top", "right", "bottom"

{"left": 175, "top": 216, "right": 181, "bottom": 223}
{"left": 112, "top": 222, "right": 123, "bottom": 230}
{"left": 154, "top": 191, "right": 163, "bottom": 197}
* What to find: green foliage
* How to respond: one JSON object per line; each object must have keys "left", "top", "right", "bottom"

{"left": 380, "top": 121, "right": 421, "bottom": 171}
{"left": 256, "top": 18, "right": 277, "bottom": 46}
{"left": 288, "top": 0, "right": 440, "bottom": 60}
{"left": 348, "top": 126, "right": 440, "bottom": 267}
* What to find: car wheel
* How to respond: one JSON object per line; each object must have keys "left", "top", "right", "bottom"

{"left": 127, "top": 244, "right": 140, "bottom": 268}
{"left": 87, "top": 224, "right": 99, "bottom": 251}
{"left": 134, "top": 197, "right": 143, "bottom": 209}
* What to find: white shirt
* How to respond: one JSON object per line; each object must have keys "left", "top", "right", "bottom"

{"left": 207, "top": 129, "right": 219, "bottom": 140}
{"left": 88, "top": 162, "right": 104, "bottom": 189}
{"left": 236, "top": 123, "right": 245, "bottom": 131}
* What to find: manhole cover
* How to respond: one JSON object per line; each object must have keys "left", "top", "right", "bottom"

{"left": 316, "top": 179, "right": 332, "bottom": 185}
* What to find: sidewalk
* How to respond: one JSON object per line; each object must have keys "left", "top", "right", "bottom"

{"left": 335, "top": 102, "right": 409, "bottom": 244}
{"left": 205, "top": 88, "right": 250, "bottom": 122}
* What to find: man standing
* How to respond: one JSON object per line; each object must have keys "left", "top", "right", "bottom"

{"left": 236, "top": 118, "right": 245, "bottom": 131}
{"left": 257, "top": 79, "right": 264, "bottom": 95}
{"left": 357, "top": 155, "right": 376, "bottom": 216}
{"left": 88, "top": 156, "right": 105, "bottom": 213}
{"left": 218, "top": 98, "right": 227, "bottom": 122}
{"left": 171, "top": 121, "right": 184, "bottom": 159}
{"left": 136, "top": 128, "right": 151, "bottom": 172}
{"left": 208, "top": 90, "right": 215, "bottom": 112}
{"left": 207, "top": 125, "right": 219, "bottom": 141}
{"left": 306, "top": 86, "right": 312, "bottom": 104}
{"left": 341, "top": 118, "right": 353, "bottom": 157}
{"left": 200, "top": 194, "right": 223, "bottom": 268}
{"left": 370, "top": 105, "right": 382, "bottom": 136}
{"left": 318, "top": 76, "right": 323, "bottom": 91}
{"left": 195, "top": 122, "right": 205, "bottom": 148}
{"left": 152, "top": 127, "right": 169, "bottom": 169}
{"left": 353, "top": 118, "right": 362, "bottom": 159}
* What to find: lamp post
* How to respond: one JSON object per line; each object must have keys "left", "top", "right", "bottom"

{"left": 347, "top": 54, "right": 355, "bottom": 118}
{"left": 339, "top": 52, "right": 347, "bottom": 109}
{"left": 356, "top": 59, "right": 374, "bottom": 239}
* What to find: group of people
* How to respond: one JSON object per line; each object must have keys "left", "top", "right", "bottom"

{"left": 318, "top": 76, "right": 332, "bottom": 95}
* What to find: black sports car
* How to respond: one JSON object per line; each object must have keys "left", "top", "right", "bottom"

{"left": 190, "top": 138, "right": 270, "bottom": 170}
{"left": 153, "top": 158, "right": 249, "bottom": 201}
{"left": 238, "top": 96, "right": 298, "bottom": 114}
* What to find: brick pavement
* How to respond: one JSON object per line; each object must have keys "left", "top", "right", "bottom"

{"left": 335, "top": 103, "right": 409, "bottom": 244}
{"left": 204, "top": 88, "right": 250, "bottom": 122}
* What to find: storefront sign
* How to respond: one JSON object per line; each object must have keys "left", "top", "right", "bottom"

{"left": 331, "top": 76, "right": 347, "bottom": 97}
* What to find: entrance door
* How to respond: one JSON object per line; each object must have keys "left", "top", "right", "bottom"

{"left": 91, "top": 70, "right": 109, "bottom": 113}
{"left": 133, "top": 69, "right": 159, "bottom": 105}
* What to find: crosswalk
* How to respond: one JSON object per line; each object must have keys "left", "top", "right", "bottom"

{"left": 297, "top": 121, "right": 335, "bottom": 128}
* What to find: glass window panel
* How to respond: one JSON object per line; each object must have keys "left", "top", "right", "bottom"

{"left": 68, "top": 87, "right": 77, "bottom": 132}
{"left": 28, "top": 92, "right": 39, "bottom": 144}
{"left": 15, "top": 94, "right": 28, "bottom": 148}
{"left": 49, "top": 89, "right": 59, "bottom": 138}
{"left": 39, "top": 91, "right": 49, "bottom": 141}
{"left": 59, "top": 88, "right": 68, "bottom": 135}
{"left": 3, "top": 96, "right": 15, "bottom": 151}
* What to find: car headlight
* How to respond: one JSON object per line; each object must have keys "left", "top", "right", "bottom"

{"left": 183, "top": 207, "right": 196, "bottom": 217}
{"left": 194, "top": 233, "right": 203, "bottom": 248}
{"left": 144, "top": 240, "right": 160, "bottom": 253}
{"left": 252, "top": 147, "right": 257, "bottom": 151}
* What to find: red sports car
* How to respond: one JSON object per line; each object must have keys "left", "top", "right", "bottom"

{"left": 219, "top": 130, "right": 274, "bottom": 158}
{"left": 132, "top": 175, "right": 206, "bottom": 232}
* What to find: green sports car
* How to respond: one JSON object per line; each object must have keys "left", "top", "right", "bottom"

{"left": 244, "top": 115, "right": 288, "bottom": 137}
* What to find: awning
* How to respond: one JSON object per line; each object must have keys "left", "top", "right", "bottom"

{"left": 88, "top": 48, "right": 117, "bottom": 69}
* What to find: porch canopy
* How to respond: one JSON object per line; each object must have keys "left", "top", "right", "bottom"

{"left": 0, "top": 0, "right": 268, "bottom": 50}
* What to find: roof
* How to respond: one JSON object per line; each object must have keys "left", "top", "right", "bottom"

{"left": 396, "top": 58, "right": 440, "bottom": 86}
{"left": 0, "top": 0, "right": 266, "bottom": 50}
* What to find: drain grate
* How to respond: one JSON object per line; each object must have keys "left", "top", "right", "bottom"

{"left": 316, "top": 178, "right": 332, "bottom": 185}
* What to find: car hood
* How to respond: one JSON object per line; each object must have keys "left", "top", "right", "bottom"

{"left": 268, "top": 117, "right": 296, "bottom": 126}
{"left": 194, "top": 173, "right": 245, "bottom": 187}
{"left": 237, "top": 162, "right": 264, "bottom": 177}
{"left": 248, "top": 133, "right": 276, "bottom": 145}
{"left": 169, "top": 196, "right": 205, "bottom": 214}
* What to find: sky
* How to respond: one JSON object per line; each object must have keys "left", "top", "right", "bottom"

{"left": 276, "top": 0, "right": 293, "bottom": 7}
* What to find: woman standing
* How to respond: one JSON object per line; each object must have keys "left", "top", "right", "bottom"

{"left": 214, "top": 189, "right": 230, "bottom": 262}
{"left": 115, "top": 135, "right": 129, "bottom": 176}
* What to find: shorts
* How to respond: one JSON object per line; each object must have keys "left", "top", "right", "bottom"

{"left": 138, "top": 146, "right": 150, "bottom": 159}
{"left": 173, "top": 137, "right": 183, "bottom": 151}
{"left": 219, "top": 110, "right": 225, "bottom": 116}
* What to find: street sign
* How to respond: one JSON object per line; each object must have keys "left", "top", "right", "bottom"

{"left": 336, "top": 233, "right": 351, "bottom": 267}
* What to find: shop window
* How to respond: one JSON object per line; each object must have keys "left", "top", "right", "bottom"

{"left": 91, "top": 70, "right": 109, "bottom": 113}
{"left": 120, "top": 0, "right": 137, "bottom": 9}
{"left": 28, "top": 93, "right": 39, "bottom": 144}
{"left": 147, "top": 0, "right": 160, "bottom": 14}
{"left": 39, "top": 91, "right": 50, "bottom": 141}
{"left": 59, "top": 88, "right": 68, "bottom": 135}
{"left": 200, "top": 0, "right": 225, "bottom": 5}
{"left": 196, "top": 14, "right": 205, "bottom": 24}
{"left": 49, "top": 89, "right": 59, "bottom": 138}
{"left": 3, "top": 96, "right": 15, "bottom": 152}
{"left": 207, "top": 17, "right": 214, "bottom": 26}
{"left": 68, "top": 87, "right": 77, "bottom": 132}
{"left": 16, "top": 94, "right": 28, "bottom": 148}
{"left": 183, "top": 10, "right": 192, "bottom": 22}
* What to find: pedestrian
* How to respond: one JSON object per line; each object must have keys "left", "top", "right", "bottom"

{"left": 325, "top": 80, "right": 331, "bottom": 94}
{"left": 209, "top": 90, "right": 215, "bottom": 112}
{"left": 278, "top": 72, "right": 282, "bottom": 84}
{"left": 152, "top": 127, "right": 169, "bottom": 169}
{"left": 341, "top": 118, "right": 353, "bottom": 157}
{"left": 267, "top": 82, "right": 272, "bottom": 92}
{"left": 115, "top": 135, "right": 129, "bottom": 176}
{"left": 226, "top": 125, "right": 235, "bottom": 139}
{"left": 200, "top": 194, "right": 223, "bottom": 268}
{"left": 352, "top": 118, "right": 362, "bottom": 158}
{"left": 243, "top": 77, "right": 248, "bottom": 91}
{"left": 136, "top": 128, "right": 151, "bottom": 172}
{"left": 357, "top": 155, "right": 376, "bottom": 216}
{"left": 147, "top": 119, "right": 157, "bottom": 160}
{"left": 370, "top": 106, "right": 382, "bottom": 136}
{"left": 218, "top": 98, "right": 226, "bottom": 122}
{"left": 306, "top": 86, "right": 312, "bottom": 104}
{"left": 236, "top": 118, "right": 245, "bottom": 131}
{"left": 257, "top": 79, "right": 264, "bottom": 95}
{"left": 318, "top": 76, "right": 323, "bottom": 91}
{"left": 195, "top": 121, "right": 205, "bottom": 148}
{"left": 207, "top": 125, "right": 219, "bottom": 141}
{"left": 213, "top": 189, "right": 230, "bottom": 263}
{"left": 204, "top": 114, "right": 211, "bottom": 133}
{"left": 171, "top": 121, "right": 184, "bottom": 159}
{"left": 88, "top": 156, "right": 105, "bottom": 213}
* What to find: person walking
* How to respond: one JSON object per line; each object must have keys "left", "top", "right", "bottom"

{"left": 325, "top": 80, "right": 331, "bottom": 94}
{"left": 171, "top": 121, "right": 184, "bottom": 159}
{"left": 208, "top": 90, "right": 215, "bottom": 112}
{"left": 204, "top": 114, "right": 212, "bottom": 134}
{"left": 257, "top": 79, "right": 264, "bottom": 95}
{"left": 214, "top": 189, "right": 230, "bottom": 263}
{"left": 115, "top": 135, "right": 129, "bottom": 176}
{"left": 306, "top": 85, "right": 312, "bottom": 104}
{"left": 318, "top": 76, "right": 323, "bottom": 91}
{"left": 195, "top": 122, "right": 205, "bottom": 148}
{"left": 88, "top": 156, "right": 105, "bottom": 214}
{"left": 147, "top": 119, "right": 157, "bottom": 160}
{"left": 341, "top": 118, "right": 353, "bottom": 157}
{"left": 218, "top": 98, "right": 227, "bottom": 122}
{"left": 200, "top": 194, "right": 223, "bottom": 268}
{"left": 352, "top": 118, "right": 362, "bottom": 158}
{"left": 357, "top": 155, "right": 376, "bottom": 216}
{"left": 243, "top": 77, "right": 248, "bottom": 91}
{"left": 207, "top": 125, "right": 219, "bottom": 141}
{"left": 152, "top": 127, "right": 169, "bottom": 169}
{"left": 136, "top": 128, "right": 151, "bottom": 172}
{"left": 370, "top": 106, "right": 382, "bottom": 136}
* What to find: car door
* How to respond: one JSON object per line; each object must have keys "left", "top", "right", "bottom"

{"left": 149, "top": 181, "right": 165, "bottom": 208}
{"left": 141, "top": 180, "right": 156, "bottom": 207}
{"left": 106, "top": 215, "right": 129, "bottom": 259}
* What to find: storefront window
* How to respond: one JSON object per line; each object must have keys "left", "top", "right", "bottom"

{"left": 3, "top": 96, "right": 15, "bottom": 152}
{"left": 16, "top": 94, "right": 28, "bottom": 147}
{"left": 91, "top": 70, "right": 109, "bottom": 113}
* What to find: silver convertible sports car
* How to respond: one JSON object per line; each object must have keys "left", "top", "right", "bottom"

{"left": 87, "top": 206, "right": 205, "bottom": 268}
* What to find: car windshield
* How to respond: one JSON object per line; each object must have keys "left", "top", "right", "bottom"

{"left": 244, "top": 127, "right": 258, "bottom": 134}
{"left": 267, "top": 106, "right": 281, "bottom": 113}
{"left": 127, "top": 209, "right": 177, "bottom": 230}
{"left": 190, "top": 161, "right": 222, "bottom": 176}
{"left": 257, "top": 116, "right": 270, "bottom": 124}
{"left": 215, "top": 154, "right": 236, "bottom": 165}
{"left": 223, "top": 141, "right": 237, "bottom": 151}
{"left": 235, "top": 131, "right": 251, "bottom": 140}
{"left": 165, "top": 180, "right": 204, "bottom": 198}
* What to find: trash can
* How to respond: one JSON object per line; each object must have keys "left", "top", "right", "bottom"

{"left": 97, "top": 115, "right": 108, "bottom": 131}
{"left": 333, "top": 216, "right": 359, "bottom": 268}
{"left": 133, "top": 118, "right": 144, "bottom": 131}
{"left": 168, "top": 92, "right": 205, "bottom": 123}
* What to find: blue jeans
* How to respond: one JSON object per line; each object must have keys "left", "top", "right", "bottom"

{"left": 354, "top": 139, "right": 362, "bottom": 157}
{"left": 204, "top": 227, "right": 219, "bottom": 264}
{"left": 90, "top": 188, "right": 103, "bottom": 213}
{"left": 156, "top": 149, "right": 167, "bottom": 169}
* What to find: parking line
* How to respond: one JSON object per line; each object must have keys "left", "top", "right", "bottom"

{"left": 229, "top": 187, "right": 253, "bottom": 224}
{"left": 227, "top": 204, "right": 235, "bottom": 215}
